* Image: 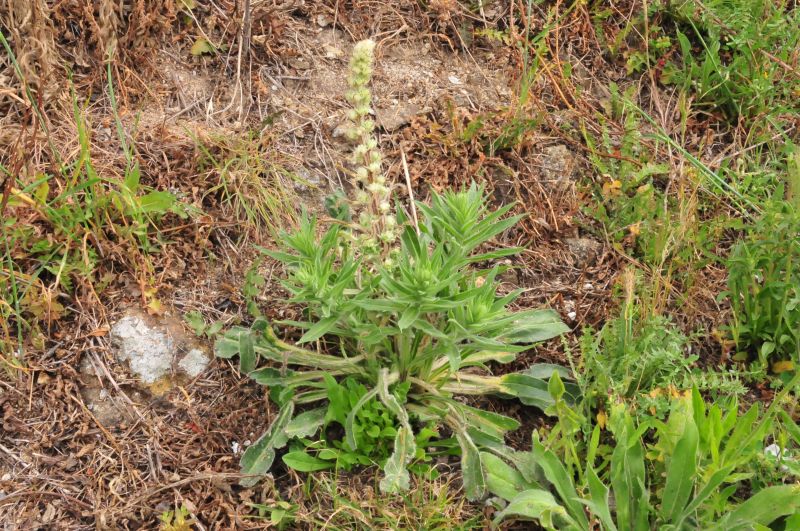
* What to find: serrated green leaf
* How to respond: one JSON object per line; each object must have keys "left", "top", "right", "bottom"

{"left": 191, "top": 37, "right": 215, "bottom": 56}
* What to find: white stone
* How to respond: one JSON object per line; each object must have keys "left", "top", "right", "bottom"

{"left": 109, "top": 311, "right": 210, "bottom": 386}
{"left": 179, "top": 348, "right": 210, "bottom": 378}
{"left": 110, "top": 315, "right": 174, "bottom": 384}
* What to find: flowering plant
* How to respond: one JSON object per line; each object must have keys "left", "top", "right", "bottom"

{"left": 216, "top": 40, "right": 572, "bottom": 496}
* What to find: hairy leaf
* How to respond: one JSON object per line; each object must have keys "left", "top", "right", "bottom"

{"left": 456, "top": 429, "right": 486, "bottom": 501}
{"left": 239, "top": 401, "right": 294, "bottom": 487}
{"left": 284, "top": 408, "right": 326, "bottom": 439}
{"left": 493, "top": 489, "right": 568, "bottom": 529}
{"left": 379, "top": 426, "right": 416, "bottom": 493}
{"left": 482, "top": 452, "right": 535, "bottom": 501}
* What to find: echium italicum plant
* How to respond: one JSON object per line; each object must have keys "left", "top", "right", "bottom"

{"left": 215, "top": 39, "right": 572, "bottom": 497}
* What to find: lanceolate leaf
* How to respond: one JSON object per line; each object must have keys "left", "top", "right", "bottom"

{"left": 531, "top": 437, "right": 589, "bottom": 530}
{"left": 282, "top": 450, "right": 334, "bottom": 472}
{"left": 455, "top": 429, "right": 486, "bottom": 501}
{"left": 493, "top": 489, "right": 568, "bottom": 529}
{"left": 585, "top": 467, "right": 617, "bottom": 531}
{"left": 380, "top": 426, "right": 416, "bottom": 493}
{"left": 503, "top": 309, "right": 570, "bottom": 344}
{"left": 482, "top": 452, "right": 535, "bottom": 501}
{"left": 283, "top": 408, "right": 326, "bottom": 439}
{"left": 298, "top": 315, "right": 340, "bottom": 343}
{"left": 717, "top": 485, "right": 800, "bottom": 528}
{"left": 398, "top": 305, "right": 421, "bottom": 330}
{"left": 239, "top": 401, "right": 294, "bottom": 487}
{"left": 239, "top": 329, "right": 257, "bottom": 374}
{"left": 345, "top": 387, "right": 379, "bottom": 450}
{"left": 661, "top": 421, "right": 698, "bottom": 522}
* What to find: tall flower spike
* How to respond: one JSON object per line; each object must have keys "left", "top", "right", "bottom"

{"left": 344, "top": 39, "right": 397, "bottom": 260}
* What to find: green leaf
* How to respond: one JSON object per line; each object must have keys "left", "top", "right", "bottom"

{"left": 239, "top": 401, "right": 294, "bottom": 487}
{"left": 461, "top": 350, "right": 516, "bottom": 365}
{"left": 282, "top": 450, "right": 334, "bottom": 472}
{"left": 525, "top": 363, "right": 573, "bottom": 380}
{"left": 677, "top": 465, "right": 735, "bottom": 524}
{"left": 531, "top": 437, "right": 589, "bottom": 529}
{"left": 191, "top": 37, "right": 215, "bottom": 56}
{"left": 398, "top": 306, "right": 421, "bottom": 330}
{"left": 548, "top": 371, "right": 566, "bottom": 400}
{"left": 123, "top": 164, "right": 140, "bottom": 194}
{"left": 214, "top": 327, "right": 248, "bottom": 359}
{"left": 482, "top": 452, "right": 534, "bottom": 501}
{"left": 500, "top": 373, "right": 554, "bottom": 410}
{"left": 137, "top": 190, "right": 175, "bottom": 214}
{"left": 298, "top": 315, "right": 339, "bottom": 343}
{"left": 585, "top": 467, "right": 617, "bottom": 531}
{"left": 463, "top": 406, "right": 520, "bottom": 438}
{"left": 779, "top": 410, "right": 800, "bottom": 445}
{"left": 239, "top": 330, "right": 256, "bottom": 374}
{"left": 719, "top": 485, "right": 800, "bottom": 527}
{"left": 504, "top": 309, "right": 570, "bottom": 344}
{"left": 345, "top": 387, "right": 379, "bottom": 450}
{"left": 493, "top": 489, "right": 568, "bottom": 529}
{"left": 456, "top": 429, "right": 486, "bottom": 501}
{"left": 609, "top": 415, "right": 648, "bottom": 531}
{"left": 284, "top": 408, "right": 326, "bottom": 439}
{"left": 661, "top": 421, "right": 698, "bottom": 522}
{"left": 380, "top": 426, "right": 416, "bottom": 493}
{"left": 184, "top": 311, "right": 206, "bottom": 336}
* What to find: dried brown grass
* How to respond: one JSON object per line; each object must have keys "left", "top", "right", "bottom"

{"left": 0, "top": 0, "right": 59, "bottom": 109}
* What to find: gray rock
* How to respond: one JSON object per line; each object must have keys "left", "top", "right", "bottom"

{"left": 375, "top": 102, "right": 429, "bottom": 132}
{"left": 565, "top": 237, "right": 603, "bottom": 268}
{"left": 110, "top": 310, "right": 210, "bottom": 387}
{"left": 179, "top": 348, "right": 210, "bottom": 378}
{"left": 541, "top": 145, "right": 577, "bottom": 189}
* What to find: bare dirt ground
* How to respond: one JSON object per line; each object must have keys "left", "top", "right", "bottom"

{"left": 0, "top": 1, "right": 734, "bottom": 528}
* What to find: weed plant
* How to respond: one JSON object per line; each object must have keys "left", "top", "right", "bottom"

{"left": 486, "top": 372, "right": 800, "bottom": 529}
{"left": 0, "top": 81, "right": 183, "bottom": 368}
{"left": 726, "top": 198, "right": 800, "bottom": 369}
{"left": 215, "top": 40, "right": 571, "bottom": 496}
